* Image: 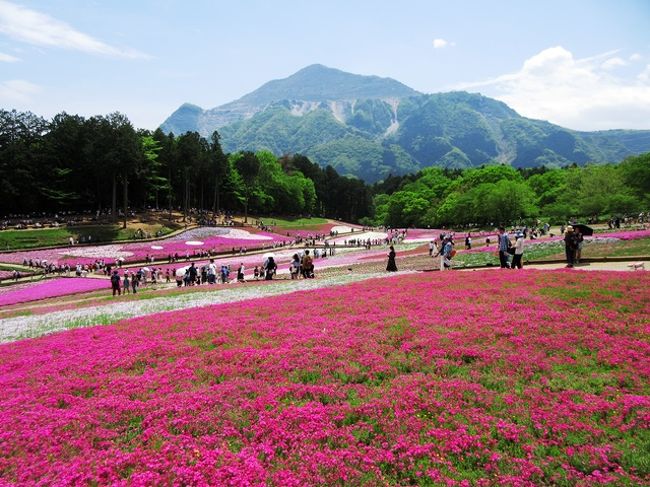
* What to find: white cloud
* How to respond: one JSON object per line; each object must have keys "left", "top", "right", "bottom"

{"left": 630, "top": 53, "right": 642, "bottom": 62}
{"left": 0, "top": 50, "right": 18, "bottom": 61}
{"left": 601, "top": 56, "right": 626, "bottom": 70}
{"left": 433, "top": 38, "right": 450, "bottom": 49}
{"left": 0, "top": 79, "right": 40, "bottom": 104}
{"left": 639, "top": 64, "right": 650, "bottom": 83}
{"left": 455, "top": 46, "right": 650, "bottom": 130}
{"left": 0, "top": 0, "right": 148, "bottom": 59}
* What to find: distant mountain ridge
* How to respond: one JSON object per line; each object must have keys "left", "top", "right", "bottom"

{"left": 161, "top": 64, "right": 650, "bottom": 182}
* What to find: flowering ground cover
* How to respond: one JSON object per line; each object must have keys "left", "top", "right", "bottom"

{"left": 0, "top": 278, "right": 109, "bottom": 307}
{"left": 0, "top": 227, "right": 290, "bottom": 267}
{"left": 0, "top": 270, "right": 648, "bottom": 485}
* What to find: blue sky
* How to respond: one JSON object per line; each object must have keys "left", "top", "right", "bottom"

{"left": 1, "top": 0, "right": 649, "bottom": 130}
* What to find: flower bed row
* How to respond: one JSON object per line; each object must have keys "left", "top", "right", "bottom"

{"left": 0, "top": 227, "right": 290, "bottom": 266}
{"left": 0, "top": 278, "right": 109, "bottom": 307}
{"left": 0, "top": 270, "right": 648, "bottom": 484}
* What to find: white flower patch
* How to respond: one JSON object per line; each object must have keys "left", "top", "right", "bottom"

{"left": 185, "top": 241, "right": 205, "bottom": 246}
{"left": 151, "top": 245, "right": 164, "bottom": 250}
{"left": 62, "top": 245, "right": 134, "bottom": 260}
{"left": 219, "top": 229, "right": 273, "bottom": 240}
{"left": 175, "top": 227, "right": 230, "bottom": 239}
{"left": 331, "top": 225, "right": 358, "bottom": 233}
{"left": 329, "top": 231, "right": 388, "bottom": 244}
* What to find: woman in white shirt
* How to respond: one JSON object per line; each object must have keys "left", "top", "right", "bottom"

{"left": 512, "top": 232, "right": 525, "bottom": 269}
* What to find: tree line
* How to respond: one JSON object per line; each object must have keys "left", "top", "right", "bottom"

{"left": 1, "top": 109, "right": 647, "bottom": 227}
{"left": 0, "top": 110, "right": 372, "bottom": 223}
{"left": 367, "top": 157, "right": 649, "bottom": 227}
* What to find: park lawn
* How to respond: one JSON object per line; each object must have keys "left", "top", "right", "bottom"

{"left": 581, "top": 237, "right": 650, "bottom": 258}
{"left": 0, "top": 224, "right": 175, "bottom": 251}
{"left": 454, "top": 237, "right": 650, "bottom": 267}
{"left": 258, "top": 216, "right": 330, "bottom": 229}
{"left": 0, "top": 262, "right": 34, "bottom": 273}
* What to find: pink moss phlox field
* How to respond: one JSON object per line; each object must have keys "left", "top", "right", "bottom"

{"left": 1, "top": 270, "right": 649, "bottom": 485}
{"left": 0, "top": 278, "right": 108, "bottom": 307}
{"left": 0, "top": 229, "right": 290, "bottom": 266}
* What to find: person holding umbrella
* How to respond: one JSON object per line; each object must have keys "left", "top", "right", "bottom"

{"left": 564, "top": 225, "right": 578, "bottom": 268}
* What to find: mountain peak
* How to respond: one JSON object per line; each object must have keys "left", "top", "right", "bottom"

{"left": 233, "top": 64, "right": 420, "bottom": 106}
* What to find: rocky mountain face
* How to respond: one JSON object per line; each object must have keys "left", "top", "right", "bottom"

{"left": 161, "top": 65, "right": 650, "bottom": 182}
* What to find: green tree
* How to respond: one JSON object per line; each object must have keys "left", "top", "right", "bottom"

{"left": 234, "top": 151, "right": 260, "bottom": 222}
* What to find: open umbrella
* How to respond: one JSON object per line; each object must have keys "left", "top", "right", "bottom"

{"left": 176, "top": 266, "right": 189, "bottom": 277}
{"left": 572, "top": 224, "right": 594, "bottom": 236}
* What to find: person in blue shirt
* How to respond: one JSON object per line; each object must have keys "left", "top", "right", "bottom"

{"left": 498, "top": 227, "right": 511, "bottom": 269}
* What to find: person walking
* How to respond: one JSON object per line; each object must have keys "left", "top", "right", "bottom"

{"left": 512, "top": 232, "right": 525, "bottom": 269}
{"left": 386, "top": 245, "right": 398, "bottom": 272}
{"left": 237, "top": 263, "right": 245, "bottom": 282}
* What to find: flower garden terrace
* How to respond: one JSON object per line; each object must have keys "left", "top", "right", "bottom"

{"left": 0, "top": 227, "right": 296, "bottom": 267}
{"left": 0, "top": 269, "right": 648, "bottom": 485}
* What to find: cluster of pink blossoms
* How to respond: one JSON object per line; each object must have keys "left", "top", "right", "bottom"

{"left": 0, "top": 270, "right": 648, "bottom": 485}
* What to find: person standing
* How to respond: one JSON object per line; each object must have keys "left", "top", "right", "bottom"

{"left": 564, "top": 226, "right": 578, "bottom": 268}
{"left": 512, "top": 232, "right": 525, "bottom": 269}
{"left": 111, "top": 270, "right": 121, "bottom": 296}
{"left": 264, "top": 257, "right": 277, "bottom": 280}
{"left": 465, "top": 233, "right": 472, "bottom": 250}
{"left": 498, "top": 227, "right": 510, "bottom": 269}
{"left": 441, "top": 237, "right": 454, "bottom": 270}
{"left": 123, "top": 271, "right": 130, "bottom": 294}
{"left": 237, "top": 263, "right": 245, "bottom": 282}
{"left": 290, "top": 254, "right": 300, "bottom": 279}
{"left": 386, "top": 245, "right": 398, "bottom": 272}
{"left": 428, "top": 240, "right": 435, "bottom": 257}
{"left": 207, "top": 259, "right": 216, "bottom": 284}
{"left": 301, "top": 250, "right": 314, "bottom": 278}
{"left": 575, "top": 229, "right": 584, "bottom": 264}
